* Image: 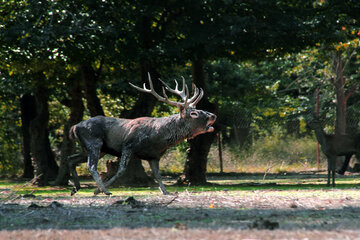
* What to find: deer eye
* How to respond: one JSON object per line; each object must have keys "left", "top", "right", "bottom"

{"left": 190, "top": 111, "right": 199, "bottom": 118}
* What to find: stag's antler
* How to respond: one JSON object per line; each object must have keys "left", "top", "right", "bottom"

{"left": 189, "top": 83, "right": 204, "bottom": 108}
{"left": 129, "top": 73, "right": 204, "bottom": 108}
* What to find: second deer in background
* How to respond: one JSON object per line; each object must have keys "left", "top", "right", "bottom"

{"left": 307, "top": 116, "right": 360, "bottom": 187}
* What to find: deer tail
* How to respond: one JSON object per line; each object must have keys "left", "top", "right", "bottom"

{"left": 69, "top": 125, "right": 77, "bottom": 141}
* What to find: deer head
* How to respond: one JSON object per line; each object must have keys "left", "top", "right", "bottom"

{"left": 307, "top": 89, "right": 327, "bottom": 131}
{"left": 306, "top": 115, "right": 323, "bottom": 131}
{"left": 129, "top": 73, "right": 216, "bottom": 136}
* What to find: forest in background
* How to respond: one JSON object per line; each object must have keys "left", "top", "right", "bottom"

{"left": 0, "top": 0, "right": 360, "bottom": 187}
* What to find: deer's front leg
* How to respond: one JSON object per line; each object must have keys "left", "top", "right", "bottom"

{"left": 149, "top": 160, "right": 170, "bottom": 195}
{"left": 88, "top": 146, "right": 112, "bottom": 196}
{"left": 331, "top": 158, "right": 336, "bottom": 187}
{"left": 327, "top": 156, "right": 336, "bottom": 187}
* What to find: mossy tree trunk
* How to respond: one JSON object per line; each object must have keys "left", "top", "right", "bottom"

{"left": 178, "top": 58, "right": 217, "bottom": 185}
{"left": 20, "top": 93, "right": 36, "bottom": 179}
{"left": 29, "top": 84, "right": 58, "bottom": 185}
{"left": 55, "top": 76, "right": 85, "bottom": 186}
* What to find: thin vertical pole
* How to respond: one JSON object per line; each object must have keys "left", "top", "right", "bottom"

{"left": 214, "top": 96, "right": 223, "bottom": 174}
{"left": 316, "top": 88, "right": 320, "bottom": 170}
{"left": 217, "top": 132, "right": 223, "bottom": 173}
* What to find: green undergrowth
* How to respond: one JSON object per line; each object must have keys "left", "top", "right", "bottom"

{"left": 158, "top": 133, "right": 324, "bottom": 175}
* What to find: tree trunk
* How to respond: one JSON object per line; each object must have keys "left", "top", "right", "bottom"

{"left": 108, "top": 15, "right": 164, "bottom": 186}
{"left": 100, "top": 158, "right": 153, "bottom": 187}
{"left": 20, "top": 94, "right": 35, "bottom": 178}
{"left": 331, "top": 51, "right": 359, "bottom": 171}
{"left": 54, "top": 77, "right": 85, "bottom": 186}
{"left": 81, "top": 64, "right": 105, "bottom": 117}
{"left": 120, "top": 14, "right": 162, "bottom": 118}
{"left": 333, "top": 51, "right": 347, "bottom": 136}
{"left": 178, "top": 58, "right": 217, "bottom": 185}
{"left": 91, "top": 14, "right": 162, "bottom": 187}
{"left": 30, "top": 85, "right": 58, "bottom": 186}
{"left": 120, "top": 65, "right": 162, "bottom": 118}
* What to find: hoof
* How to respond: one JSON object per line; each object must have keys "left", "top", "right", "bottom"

{"left": 161, "top": 190, "right": 171, "bottom": 195}
{"left": 94, "top": 188, "right": 112, "bottom": 196}
{"left": 159, "top": 186, "right": 170, "bottom": 195}
{"left": 71, "top": 188, "right": 77, "bottom": 196}
{"left": 94, "top": 188, "right": 100, "bottom": 195}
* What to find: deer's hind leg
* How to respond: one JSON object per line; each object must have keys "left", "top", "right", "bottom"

{"left": 68, "top": 152, "right": 87, "bottom": 195}
{"left": 337, "top": 155, "right": 352, "bottom": 175}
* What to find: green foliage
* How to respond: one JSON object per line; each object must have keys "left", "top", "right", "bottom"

{"left": 0, "top": 98, "right": 22, "bottom": 177}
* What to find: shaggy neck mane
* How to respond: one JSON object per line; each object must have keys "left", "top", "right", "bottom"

{"left": 158, "top": 114, "right": 195, "bottom": 146}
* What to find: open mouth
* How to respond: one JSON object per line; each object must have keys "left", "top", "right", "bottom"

{"left": 206, "top": 124, "right": 214, "bottom": 132}
{"left": 187, "top": 115, "right": 217, "bottom": 140}
{"left": 205, "top": 119, "right": 216, "bottom": 132}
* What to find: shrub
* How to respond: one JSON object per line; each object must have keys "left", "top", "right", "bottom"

{"left": 206, "top": 131, "right": 324, "bottom": 173}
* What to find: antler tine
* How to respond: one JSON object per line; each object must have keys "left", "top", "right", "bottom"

{"left": 129, "top": 73, "right": 184, "bottom": 108}
{"left": 189, "top": 85, "right": 204, "bottom": 108}
{"left": 128, "top": 82, "right": 149, "bottom": 93}
{"left": 159, "top": 77, "right": 188, "bottom": 101}
{"left": 128, "top": 72, "right": 153, "bottom": 93}
{"left": 188, "top": 83, "right": 200, "bottom": 103}
{"left": 161, "top": 85, "right": 182, "bottom": 107}
{"left": 179, "top": 76, "right": 188, "bottom": 101}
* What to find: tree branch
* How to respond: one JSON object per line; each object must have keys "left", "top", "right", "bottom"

{"left": 345, "top": 84, "right": 358, "bottom": 102}
{"left": 343, "top": 49, "right": 357, "bottom": 72}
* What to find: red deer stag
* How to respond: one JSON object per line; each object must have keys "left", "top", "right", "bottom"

{"left": 307, "top": 116, "right": 360, "bottom": 187}
{"left": 68, "top": 74, "right": 216, "bottom": 195}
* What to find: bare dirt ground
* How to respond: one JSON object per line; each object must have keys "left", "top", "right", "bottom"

{"left": 1, "top": 172, "right": 360, "bottom": 239}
